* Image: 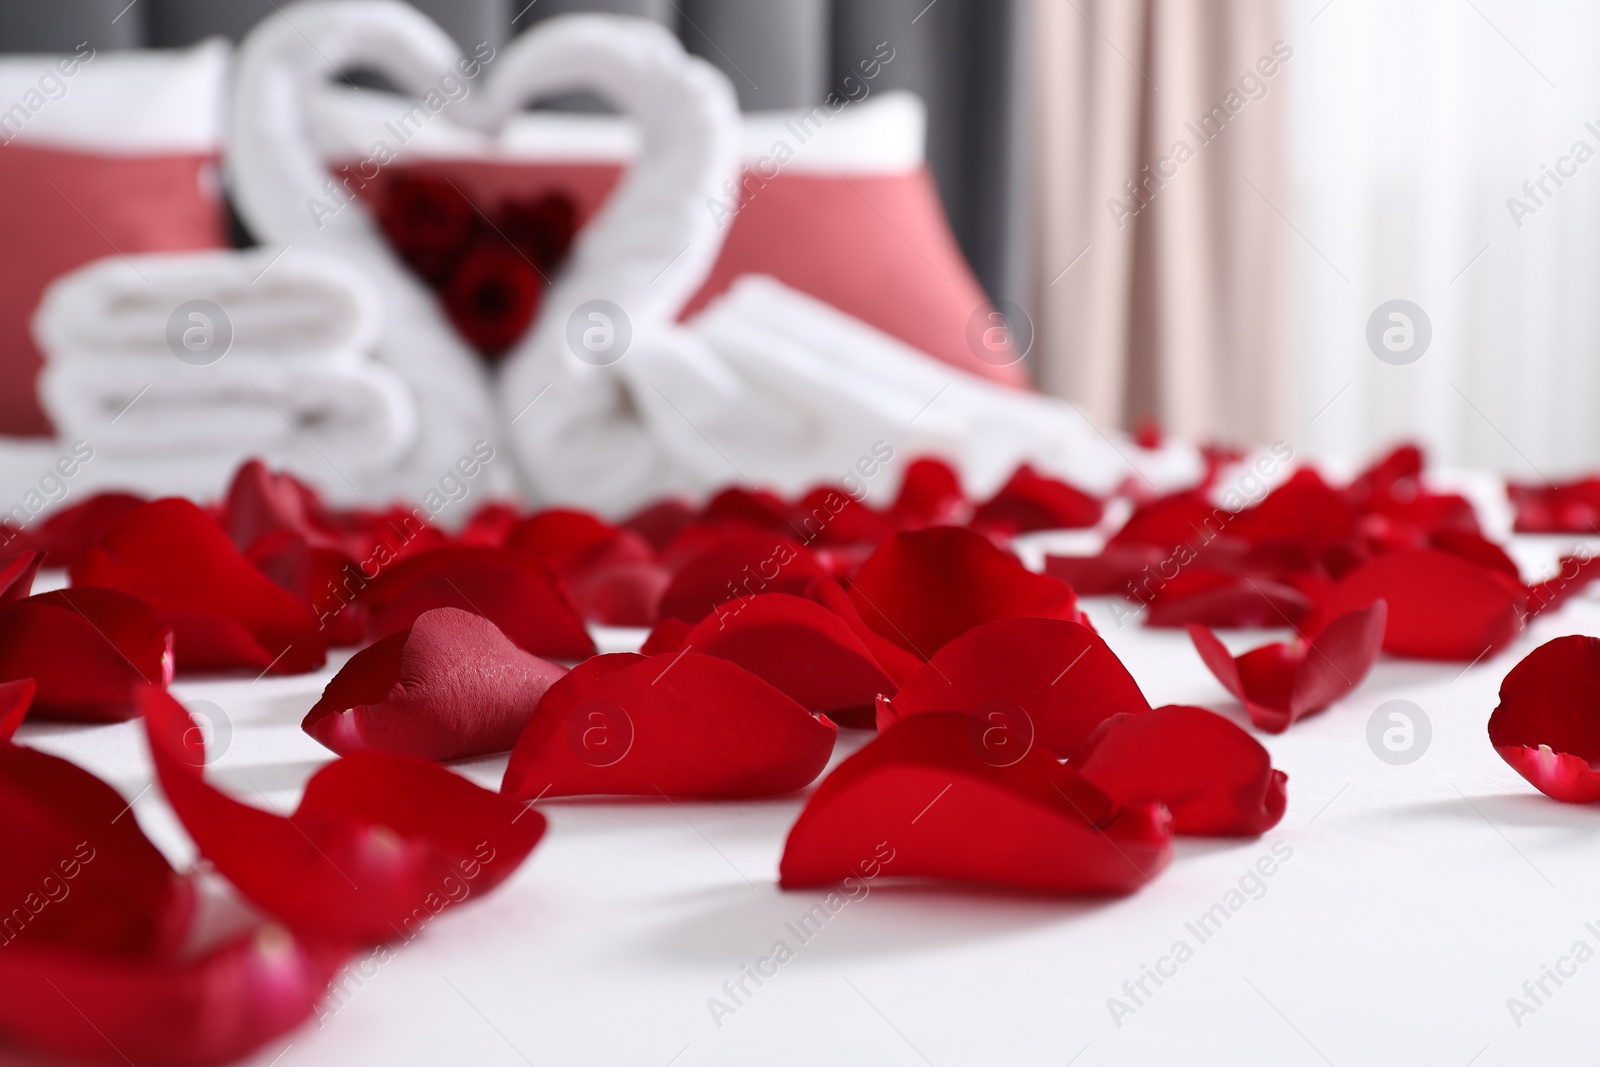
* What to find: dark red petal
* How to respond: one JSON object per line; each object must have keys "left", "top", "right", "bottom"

{"left": 1309, "top": 547, "right": 1525, "bottom": 660}
{"left": 779, "top": 713, "right": 1172, "bottom": 894}
{"left": 640, "top": 617, "right": 692, "bottom": 655}
{"left": 1429, "top": 529, "right": 1520, "bottom": 580}
{"left": 1108, "top": 490, "right": 1218, "bottom": 551}
{"left": 1188, "top": 602, "right": 1387, "bottom": 733}
{"left": 0, "top": 742, "right": 193, "bottom": 956}
{"left": 359, "top": 546, "right": 595, "bottom": 660}
{"left": 1044, "top": 544, "right": 1166, "bottom": 596}
{"left": 889, "top": 457, "right": 969, "bottom": 527}
{"left": 142, "top": 686, "right": 545, "bottom": 943}
{"left": 0, "top": 924, "right": 346, "bottom": 1067}
{"left": 0, "top": 588, "right": 172, "bottom": 722}
{"left": 71, "top": 499, "right": 326, "bottom": 675}
{"left": 794, "top": 487, "right": 898, "bottom": 546}
{"left": 505, "top": 508, "right": 620, "bottom": 571}
{"left": 500, "top": 652, "right": 836, "bottom": 800}
{"left": 563, "top": 557, "right": 670, "bottom": 627}
{"left": 881, "top": 617, "right": 1150, "bottom": 755}
{"left": 700, "top": 487, "right": 800, "bottom": 533}
{"left": 1488, "top": 635, "right": 1600, "bottom": 802}
{"left": 305, "top": 607, "right": 566, "bottom": 760}
{"left": 1509, "top": 477, "right": 1600, "bottom": 534}
{"left": 222, "top": 459, "right": 334, "bottom": 553}
{"left": 1228, "top": 468, "right": 1357, "bottom": 551}
{"left": 1072, "top": 705, "right": 1287, "bottom": 835}
{"left": 656, "top": 529, "right": 827, "bottom": 624}
{"left": 9, "top": 491, "right": 145, "bottom": 569}
{"left": 1348, "top": 442, "right": 1424, "bottom": 504}
{"left": 0, "top": 678, "right": 32, "bottom": 739}
{"left": 849, "top": 526, "right": 1082, "bottom": 658}
{"left": 1142, "top": 568, "right": 1311, "bottom": 629}
{"left": 674, "top": 593, "right": 898, "bottom": 728}
{"left": 0, "top": 549, "right": 42, "bottom": 603}
{"left": 458, "top": 501, "right": 521, "bottom": 547}
{"left": 621, "top": 499, "right": 696, "bottom": 551}
{"left": 972, "top": 464, "right": 1103, "bottom": 533}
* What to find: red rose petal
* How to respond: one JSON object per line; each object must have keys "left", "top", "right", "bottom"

{"left": 1308, "top": 547, "right": 1526, "bottom": 660}
{"left": 1526, "top": 553, "right": 1600, "bottom": 620}
{"left": 71, "top": 499, "right": 326, "bottom": 675}
{"left": 1071, "top": 705, "right": 1288, "bottom": 835}
{"left": 0, "top": 740, "right": 194, "bottom": 956}
{"left": 359, "top": 546, "right": 595, "bottom": 661}
{"left": 0, "top": 924, "right": 346, "bottom": 1067}
{"left": 972, "top": 464, "right": 1103, "bottom": 533}
{"left": 7, "top": 491, "right": 145, "bottom": 569}
{"left": 889, "top": 457, "right": 969, "bottom": 527}
{"left": 849, "top": 526, "right": 1083, "bottom": 658}
{"left": 459, "top": 502, "right": 521, "bottom": 547}
{"left": 505, "top": 508, "right": 620, "bottom": 571}
{"left": 656, "top": 528, "right": 827, "bottom": 624}
{"left": 142, "top": 686, "right": 546, "bottom": 943}
{"left": 1141, "top": 568, "right": 1312, "bottom": 629}
{"left": 222, "top": 459, "right": 335, "bottom": 554}
{"left": 0, "top": 548, "right": 42, "bottom": 603}
{"left": 670, "top": 593, "right": 898, "bottom": 728}
{"left": 304, "top": 607, "right": 565, "bottom": 760}
{"left": 0, "top": 678, "right": 32, "bottom": 740}
{"left": 0, "top": 588, "right": 172, "bottom": 722}
{"left": 1044, "top": 543, "right": 1166, "bottom": 597}
{"left": 700, "top": 486, "right": 800, "bottom": 533}
{"left": 880, "top": 617, "right": 1151, "bottom": 755}
{"left": 500, "top": 652, "right": 836, "bottom": 800}
{"left": 800, "top": 575, "right": 923, "bottom": 686}
{"left": 1488, "top": 635, "right": 1600, "bottom": 802}
{"left": 778, "top": 713, "right": 1172, "bottom": 894}
{"left": 1229, "top": 468, "right": 1357, "bottom": 553}
{"left": 1187, "top": 602, "right": 1387, "bottom": 732}
{"left": 1509, "top": 477, "right": 1600, "bottom": 534}
{"left": 622, "top": 499, "right": 696, "bottom": 551}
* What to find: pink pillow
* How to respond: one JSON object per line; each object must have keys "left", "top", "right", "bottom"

{"left": 0, "top": 41, "right": 230, "bottom": 435}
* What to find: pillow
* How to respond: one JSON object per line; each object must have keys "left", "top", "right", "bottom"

{"left": 310, "top": 86, "right": 1024, "bottom": 387}
{"left": 0, "top": 40, "right": 230, "bottom": 436}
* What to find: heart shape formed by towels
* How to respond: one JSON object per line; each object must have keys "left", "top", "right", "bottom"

{"left": 231, "top": 2, "right": 736, "bottom": 375}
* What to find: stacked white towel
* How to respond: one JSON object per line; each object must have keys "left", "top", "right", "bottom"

{"left": 33, "top": 246, "right": 420, "bottom": 504}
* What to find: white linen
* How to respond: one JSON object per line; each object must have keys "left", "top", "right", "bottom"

{"left": 31, "top": 246, "right": 419, "bottom": 503}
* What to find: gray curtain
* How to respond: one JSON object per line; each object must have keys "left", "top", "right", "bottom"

{"left": 0, "top": 0, "right": 1024, "bottom": 304}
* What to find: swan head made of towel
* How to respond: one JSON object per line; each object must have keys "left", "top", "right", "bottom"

{"left": 229, "top": 1, "right": 742, "bottom": 515}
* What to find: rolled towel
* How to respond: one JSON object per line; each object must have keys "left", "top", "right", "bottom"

{"left": 33, "top": 246, "right": 420, "bottom": 501}
{"left": 680, "top": 275, "right": 1201, "bottom": 500}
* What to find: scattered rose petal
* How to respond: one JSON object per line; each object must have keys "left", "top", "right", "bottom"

{"left": 142, "top": 686, "right": 546, "bottom": 943}
{"left": 8, "top": 491, "right": 145, "bottom": 569}
{"left": 0, "top": 740, "right": 194, "bottom": 956}
{"left": 656, "top": 529, "right": 827, "bottom": 624}
{"left": 359, "top": 546, "right": 595, "bottom": 661}
{"left": 665, "top": 593, "right": 898, "bottom": 728}
{"left": 0, "top": 588, "right": 172, "bottom": 722}
{"left": 500, "top": 652, "right": 836, "bottom": 800}
{"left": 1044, "top": 544, "right": 1166, "bottom": 597}
{"left": 848, "top": 526, "right": 1083, "bottom": 658}
{"left": 304, "top": 607, "right": 566, "bottom": 760}
{"left": 0, "top": 678, "right": 32, "bottom": 740}
{"left": 889, "top": 457, "right": 969, "bottom": 527}
{"left": 880, "top": 617, "right": 1150, "bottom": 755}
{"left": 1307, "top": 547, "right": 1526, "bottom": 661}
{"left": 0, "top": 549, "right": 42, "bottom": 603}
{"left": 0, "top": 924, "right": 346, "bottom": 1067}
{"left": 1071, "top": 705, "right": 1288, "bottom": 835}
{"left": 1188, "top": 602, "right": 1387, "bottom": 732}
{"left": 778, "top": 713, "right": 1172, "bottom": 894}
{"left": 71, "top": 499, "right": 326, "bottom": 675}
{"left": 1488, "top": 635, "right": 1600, "bottom": 803}
{"left": 972, "top": 464, "right": 1102, "bottom": 533}
{"left": 1142, "top": 569, "right": 1312, "bottom": 629}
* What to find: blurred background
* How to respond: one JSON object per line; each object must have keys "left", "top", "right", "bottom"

{"left": 2, "top": 0, "right": 1596, "bottom": 481}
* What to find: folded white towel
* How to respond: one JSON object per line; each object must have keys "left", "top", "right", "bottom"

{"left": 33, "top": 246, "right": 381, "bottom": 366}
{"left": 33, "top": 245, "right": 420, "bottom": 502}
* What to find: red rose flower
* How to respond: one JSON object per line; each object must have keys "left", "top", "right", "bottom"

{"left": 375, "top": 173, "right": 477, "bottom": 285}
{"left": 443, "top": 241, "right": 543, "bottom": 359}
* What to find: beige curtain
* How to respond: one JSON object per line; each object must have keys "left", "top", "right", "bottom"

{"left": 1030, "top": 0, "right": 1292, "bottom": 445}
